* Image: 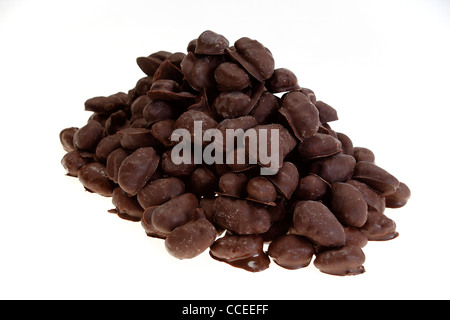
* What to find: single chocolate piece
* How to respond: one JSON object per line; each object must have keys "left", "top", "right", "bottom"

{"left": 105, "top": 148, "right": 129, "bottom": 183}
{"left": 292, "top": 200, "right": 346, "bottom": 248}
{"left": 151, "top": 193, "right": 198, "bottom": 234}
{"left": 165, "top": 218, "right": 217, "bottom": 259}
{"left": 117, "top": 128, "right": 157, "bottom": 150}
{"left": 137, "top": 177, "right": 185, "bottom": 209}
{"left": 61, "top": 150, "right": 91, "bottom": 177}
{"left": 314, "top": 246, "right": 366, "bottom": 276}
{"left": 353, "top": 161, "right": 400, "bottom": 196}
{"left": 216, "top": 116, "right": 258, "bottom": 149}
{"left": 141, "top": 206, "right": 168, "bottom": 239}
{"left": 95, "top": 134, "right": 122, "bottom": 162}
{"left": 130, "top": 95, "right": 151, "bottom": 121}
{"left": 344, "top": 226, "right": 368, "bottom": 248}
{"left": 214, "top": 62, "right": 251, "bottom": 92}
{"left": 268, "top": 234, "right": 314, "bottom": 270}
{"left": 330, "top": 182, "right": 368, "bottom": 227}
{"left": 279, "top": 91, "right": 320, "bottom": 141}
{"left": 194, "top": 30, "right": 229, "bottom": 55}
{"left": 353, "top": 147, "right": 375, "bottom": 163}
{"left": 84, "top": 92, "right": 128, "bottom": 114}
{"left": 73, "top": 120, "right": 103, "bottom": 151}
{"left": 142, "top": 100, "right": 177, "bottom": 124}
{"left": 295, "top": 173, "right": 330, "bottom": 200}
{"left": 385, "top": 182, "right": 411, "bottom": 208}
{"left": 315, "top": 101, "right": 338, "bottom": 123}
{"left": 213, "top": 196, "right": 271, "bottom": 235}
{"left": 336, "top": 132, "right": 354, "bottom": 155}
{"left": 250, "top": 92, "right": 279, "bottom": 125}
{"left": 310, "top": 153, "right": 356, "bottom": 184}
{"left": 217, "top": 172, "right": 248, "bottom": 198}
{"left": 78, "top": 162, "right": 115, "bottom": 197}
{"left": 174, "top": 110, "right": 218, "bottom": 143}
{"left": 111, "top": 187, "right": 144, "bottom": 221}
{"left": 297, "top": 133, "right": 342, "bottom": 160}
{"left": 180, "top": 52, "right": 224, "bottom": 91}
{"left": 227, "top": 37, "right": 275, "bottom": 82}
{"left": 267, "top": 162, "right": 299, "bottom": 199}
{"left": 59, "top": 127, "right": 78, "bottom": 152}
{"left": 189, "top": 166, "right": 218, "bottom": 197}
{"left": 210, "top": 234, "right": 270, "bottom": 272}
{"left": 147, "top": 79, "right": 196, "bottom": 101}
{"left": 117, "top": 147, "right": 159, "bottom": 196}
{"left": 360, "top": 210, "right": 398, "bottom": 241}
{"left": 213, "top": 91, "right": 252, "bottom": 119}
{"left": 105, "top": 110, "right": 129, "bottom": 135}
{"left": 161, "top": 149, "right": 196, "bottom": 177}
{"left": 266, "top": 68, "right": 300, "bottom": 93}
{"left": 137, "top": 54, "right": 166, "bottom": 77}
{"left": 346, "top": 179, "right": 386, "bottom": 213}
{"left": 151, "top": 119, "right": 176, "bottom": 147}
{"left": 153, "top": 58, "right": 184, "bottom": 83}
{"left": 246, "top": 177, "right": 277, "bottom": 205}
{"left": 299, "top": 87, "right": 316, "bottom": 104}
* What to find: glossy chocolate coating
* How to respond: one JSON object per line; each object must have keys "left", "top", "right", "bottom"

{"left": 142, "top": 100, "right": 177, "bottom": 124}
{"left": 279, "top": 91, "right": 320, "bottom": 141}
{"left": 297, "top": 133, "right": 342, "bottom": 160}
{"left": 111, "top": 187, "right": 144, "bottom": 221}
{"left": 268, "top": 234, "right": 314, "bottom": 270}
{"left": 310, "top": 153, "right": 356, "bottom": 184}
{"left": 315, "top": 100, "right": 338, "bottom": 123}
{"left": 246, "top": 177, "right": 277, "bottom": 204}
{"left": 268, "top": 162, "right": 299, "bottom": 199}
{"left": 180, "top": 52, "right": 224, "bottom": 91}
{"left": 194, "top": 30, "right": 229, "bottom": 55}
{"left": 346, "top": 179, "right": 386, "bottom": 213}
{"left": 295, "top": 173, "right": 330, "bottom": 200}
{"left": 214, "top": 62, "right": 251, "bottom": 92}
{"left": 330, "top": 182, "right": 368, "bottom": 227}
{"left": 210, "top": 234, "right": 270, "bottom": 272}
{"left": 78, "top": 162, "right": 115, "bottom": 197}
{"left": 213, "top": 196, "right": 271, "bottom": 235}
{"left": 61, "top": 150, "right": 91, "bottom": 177}
{"left": 165, "top": 218, "right": 217, "bottom": 259}
{"left": 385, "top": 182, "right": 411, "bottom": 208}
{"left": 292, "top": 200, "right": 346, "bottom": 248}
{"left": 105, "top": 148, "right": 129, "bottom": 183}
{"left": 353, "top": 147, "right": 375, "bottom": 163}
{"left": 353, "top": 161, "right": 400, "bottom": 196}
{"left": 250, "top": 92, "right": 280, "bottom": 125}
{"left": 314, "top": 246, "right": 366, "bottom": 276}
{"left": 59, "top": 127, "right": 78, "bottom": 152}
{"left": 360, "top": 210, "right": 398, "bottom": 241}
{"left": 214, "top": 91, "right": 252, "bottom": 119}
{"left": 218, "top": 172, "right": 248, "bottom": 198}
{"left": 266, "top": 68, "right": 300, "bottom": 93}
{"left": 84, "top": 92, "right": 128, "bottom": 114}
{"left": 151, "top": 193, "right": 198, "bottom": 234}
{"left": 95, "top": 134, "right": 122, "bottom": 162}
{"left": 117, "top": 147, "right": 159, "bottom": 196}
{"left": 73, "top": 120, "right": 103, "bottom": 151}
{"left": 137, "top": 177, "right": 185, "bottom": 209}
{"left": 227, "top": 37, "right": 274, "bottom": 82}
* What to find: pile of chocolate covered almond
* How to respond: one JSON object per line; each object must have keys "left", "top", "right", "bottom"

{"left": 60, "top": 30, "right": 410, "bottom": 276}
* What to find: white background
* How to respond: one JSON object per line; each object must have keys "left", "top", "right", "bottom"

{"left": 1, "top": 0, "right": 449, "bottom": 300}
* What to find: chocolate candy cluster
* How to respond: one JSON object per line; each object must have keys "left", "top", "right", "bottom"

{"left": 60, "top": 30, "right": 410, "bottom": 276}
